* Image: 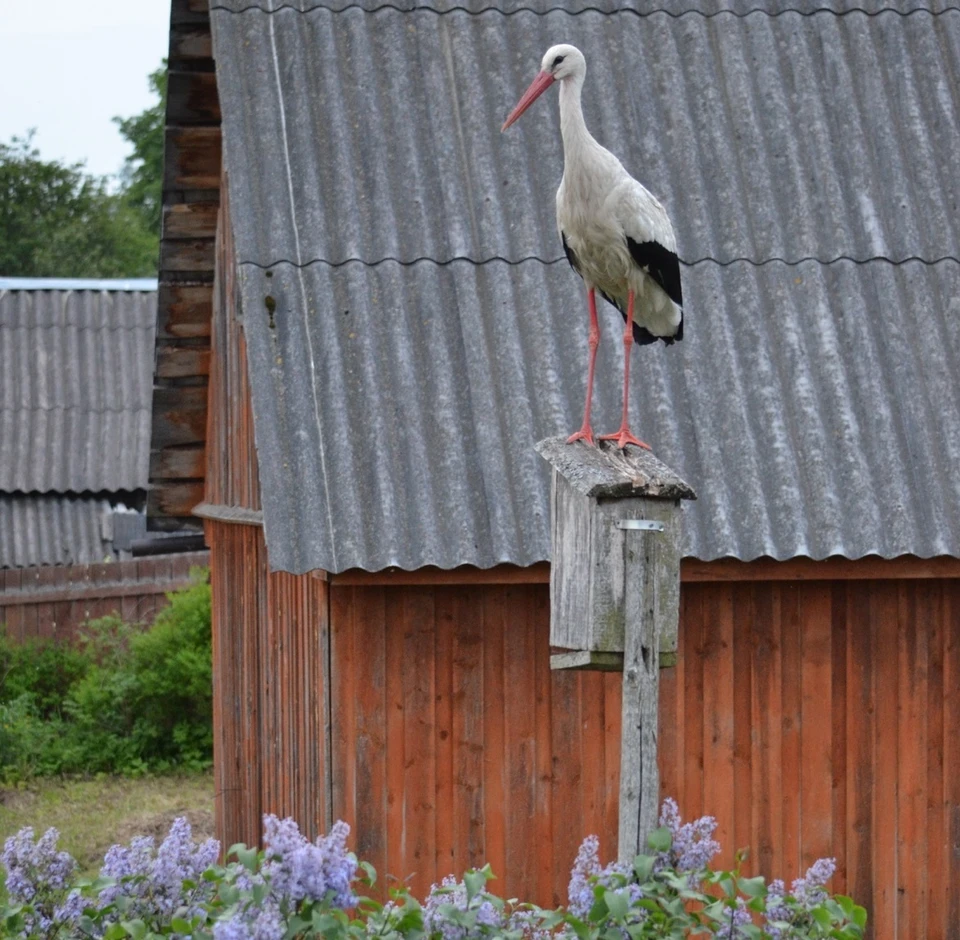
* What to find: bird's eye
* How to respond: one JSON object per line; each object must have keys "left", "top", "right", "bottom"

{"left": 553, "top": 55, "right": 565, "bottom": 69}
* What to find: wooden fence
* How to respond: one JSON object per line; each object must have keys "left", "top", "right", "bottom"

{"left": 0, "top": 551, "right": 210, "bottom": 642}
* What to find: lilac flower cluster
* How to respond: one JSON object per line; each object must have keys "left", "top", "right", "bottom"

{"left": 261, "top": 816, "right": 357, "bottom": 908}
{"left": 211, "top": 816, "right": 358, "bottom": 940}
{"left": 95, "top": 816, "right": 220, "bottom": 929}
{"left": 568, "top": 799, "right": 719, "bottom": 920}
{"left": 763, "top": 858, "right": 837, "bottom": 939}
{"left": 423, "top": 874, "right": 503, "bottom": 940}
{"left": 657, "top": 797, "right": 720, "bottom": 875}
{"left": 1, "top": 826, "right": 77, "bottom": 936}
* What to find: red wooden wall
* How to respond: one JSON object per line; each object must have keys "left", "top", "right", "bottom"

{"left": 326, "top": 576, "right": 960, "bottom": 937}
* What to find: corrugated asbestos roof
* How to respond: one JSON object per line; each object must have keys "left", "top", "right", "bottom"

{"left": 0, "top": 289, "right": 157, "bottom": 494}
{"left": 213, "top": 6, "right": 960, "bottom": 266}
{"left": 0, "top": 495, "right": 113, "bottom": 568}
{"left": 211, "top": 0, "right": 960, "bottom": 572}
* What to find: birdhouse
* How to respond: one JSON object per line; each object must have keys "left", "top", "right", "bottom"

{"left": 535, "top": 437, "right": 696, "bottom": 669}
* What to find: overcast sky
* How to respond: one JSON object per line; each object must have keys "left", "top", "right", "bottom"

{"left": 0, "top": 1, "right": 171, "bottom": 180}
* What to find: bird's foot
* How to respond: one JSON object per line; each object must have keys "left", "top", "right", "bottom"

{"left": 566, "top": 425, "right": 596, "bottom": 446}
{"left": 598, "top": 426, "right": 651, "bottom": 450}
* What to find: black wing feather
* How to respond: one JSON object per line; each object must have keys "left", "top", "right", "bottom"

{"left": 626, "top": 237, "right": 683, "bottom": 307}
{"left": 561, "top": 232, "right": 682, "bottom": 346}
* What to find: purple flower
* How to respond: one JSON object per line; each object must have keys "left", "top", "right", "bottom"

{"left": 658, "top": 798, "right": 720, "bottom": 874}
{"left": 712, "top": 898, "right": 752, "bottom": 938}
{"left": 1, "top": 826, "right": 79, "bottom": 935}
{"left": 214, "top": 899, "right": 286, "bottom": 940}
{"left": 567, "top": 835, "right": 600, "bottom": 917}
{"left": 790, "top": 857, "right": 835, "bottom": 907}
{"left": 95, "top": 816, "right": 221, "bottom": 928}
{"left": 261, "top": 815, "right": 357, "bottom": 908}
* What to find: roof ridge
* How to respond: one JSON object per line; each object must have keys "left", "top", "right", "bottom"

{"left": 211, "top": 3, "right": 959, "bottom": 18}
{"left": 235, "top": 255, "right": 960, "bottom": 270}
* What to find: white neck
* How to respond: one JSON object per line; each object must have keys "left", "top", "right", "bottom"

{"left": 558, "top": 74, "right": 596, "bottom": 165}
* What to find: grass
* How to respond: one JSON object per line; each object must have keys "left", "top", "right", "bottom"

{"left": 0, "top": 772, "right": 214, "bottom": 876}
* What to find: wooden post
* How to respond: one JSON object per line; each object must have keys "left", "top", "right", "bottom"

{"left": 535, "top": 437, "right": 696, "bottom": 860}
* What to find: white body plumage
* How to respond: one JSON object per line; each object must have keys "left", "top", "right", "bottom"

{"left": 551, "top": 44, "right": 682, "bottom": 342}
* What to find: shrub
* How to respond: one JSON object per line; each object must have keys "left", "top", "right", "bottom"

{"left": 0, "top": 571, "right": 212, "bottom": 781}
{"left": 0, "top": 800, "right": 867, "bottom": 939}
{"left": 0, "top": 637, "right": 90, "bottom": 721}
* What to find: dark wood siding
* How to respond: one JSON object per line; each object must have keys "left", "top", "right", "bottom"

{"left": 148, "top": 0, "right": 220, "bottom": 528}
{"left": 205, "top": 181, "right": 260, "bottom": 511}
{"left": 208, "top": 520, "right": 328, "bottom": 849}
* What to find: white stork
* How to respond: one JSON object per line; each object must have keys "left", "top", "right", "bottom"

{"left": 502, "top": 43, "right": 683, "bottom": 450}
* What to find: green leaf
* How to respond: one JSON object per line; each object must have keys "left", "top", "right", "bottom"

{"left": 121, "top": 919, "right": 148, "bottom": 940}
{"left": 464, "top": 869, "right": 487, "bottom": 902}
{"left": 738, "top": 875, "right": 766, "bottom": 898}
{"left": 234, "top": 845, "right": 259, "bottom": 873}
{"left": 632, "top": 854, "right": 655, "bottom": 884}
{"left": 718, "top": 875, "right": 736, "bottom": 898}
{"left": 104, "top": 924, "right": 128, "bottom": 940}
{"left": 603, "top": 890, "right": 629, "bottom": 921}
{"left": 852, "top": 904, "right": 868, "bottom": 928}
{"left": 811, "top": 906, "right": 833, "bottom": 928}
{"left": 172, "top": 918, "right": 193, "bottom": 933}
{"left": 360, "top": 860, "right": 378, "bottom": 886}
{"left": 646, "top": 827, "right": 672, "bottom": 853}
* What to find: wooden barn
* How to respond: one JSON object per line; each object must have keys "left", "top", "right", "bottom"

{"left": 149, "top": 1, "right": 960, "bottom": 936}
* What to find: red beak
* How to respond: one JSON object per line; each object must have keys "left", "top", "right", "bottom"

{"left": 501, "top": 70, "right": 555, "bottom": 131}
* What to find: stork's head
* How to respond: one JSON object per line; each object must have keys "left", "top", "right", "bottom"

{"left": 501, "top": 44, "right": 585, "bottom": 132}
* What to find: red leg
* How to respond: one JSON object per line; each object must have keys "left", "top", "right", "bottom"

{"left": 599, "top": 291, "right": 651, "bottom": 450}
{"left": 567, "top": 287, "right": 601, "bottom": 446}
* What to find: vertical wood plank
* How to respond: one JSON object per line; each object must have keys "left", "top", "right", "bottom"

{"left": 845, "top": 581, "right": 874, "bottom": 917}
{"left": 751, "top": 581, "right": 782, "bottom": 878}
{"left": 434, "top": 589, "right": 456, "bottom": 878}
{"left": 384, "top": 588, "right": 406, "bottom": 888}
{"left": 830, "top": 582, "right": 848, "bottom": 894}
{"left": 924, "top": 583, "right": 945, "bottom": 939}
{"left": 533, "top": 589, "right": 556, "bottom": 904}
{"left": 780, "top": 582, "right": 803, "bottom": 879}
{"left": 550, "top": 667, "right": 582, "bottom": 909}
{"left": 799, "top": 583, "right": 833, "bottom": 868}
{"left": 482, "top": 588, "right": 507, "bottom": 892}
{"left": 732, "top": 583, "right": 753, "bottom": 869}
{"left": 503, "top": 586, "right": 537, "bottom": 897}
{"left": 897, "top": 582, "right": 927, "bottom": 937}
{"left": 682, "top": 585, "right": 704, "bottom": 821}
{"left": 452, "top": 587, "right": 486, "bottom": 876}
{"left": 402, "top": 589, "right": 436, "bottom": 895}
{"left": 943, "top": 582, "right": 960, "bottom": 940}
{"left": 702, "top": 585, "right": 735, "bottom": 867}
{"left": 872, "top": 582, "right": 899, "bottom": 940}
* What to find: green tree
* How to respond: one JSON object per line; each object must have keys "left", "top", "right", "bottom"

{"left": 0, "top": 60, "right": 166, "bottom": 279}
{"left": 0, "top": 133, "right": 158, "bottom": 278}
{"left": 115, "top": 63, "right": 167, "bottom": 235}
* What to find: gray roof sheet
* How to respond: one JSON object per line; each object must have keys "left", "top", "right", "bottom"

{"left": 0, "top": 495, "right": 113, "bottom": 568}
{"left": 211, "top": 1, "right": 960, "bottom": 571}
{"left": 0, "top": 289, "right": 156, "bottom": 494}
{"left": 240, "top": 258, "right": 960, "bottom": 573}
{"left": 212, "top": 6, "right": 960, "bottom": 266}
